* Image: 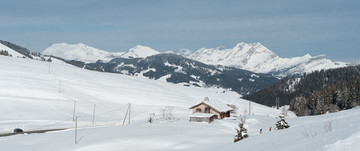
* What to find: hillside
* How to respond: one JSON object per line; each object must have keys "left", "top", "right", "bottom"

{"left": 243, "top": 65, "right": 360, "bottom": 115}
{"left": 0, "top": 40, "right": 54, "bottom": 61}
{"left": 83, "top": 53, "right": 279, "bottom": 95}
{"left": 0, "top": 54, "right": 279, "bottom": 150}
{"left": 0, "top": 41, "right": 27, "bottom": 58}
{"left": 1, "top": 56, "right": 360, "bottom": 150}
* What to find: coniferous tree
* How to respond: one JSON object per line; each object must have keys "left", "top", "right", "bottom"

{"left": 276, "top": 115, "right": 290, "bottom": 130}
{"left": 234, "top": 118, "right": 248, "bottom": 142}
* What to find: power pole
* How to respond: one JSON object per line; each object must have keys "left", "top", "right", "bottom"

{"left": 128, "top": 103, "right": 131, "bottom": 125}
{"left": 73, "top": 101, "right": 77, "bottom": 121}
{"left": 75, "top": 116, "right": 78, "bottom": 144}
{"left": 276, "top": 97, "right": 280, "bottom": 109}
{"left": 92, "top": 104, "right": 96, "bottom": 125}
{"left": 122, "top": 103, "right": 130, "bottom": 125}
{"left": 249, "top": 101, "right": 251, "bottom": 115}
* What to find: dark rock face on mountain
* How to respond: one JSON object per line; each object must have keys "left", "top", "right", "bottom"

{"left": 83, "top": 53, "right": 278, "bottom": 95}
{"left": 244, "top": 65, "right": 360, "bottom": 116}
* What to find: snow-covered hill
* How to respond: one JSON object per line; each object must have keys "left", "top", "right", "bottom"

{"left": 42, "top": 43, "right": 160, "bottom": 63}
{"left": 0, "top": 56, "right": 359, "bottom": 151}
{"left": 0, "top": 43, "right": 25, "bottom": 58}
{"left": 185, "top": 42, "right": 348, "bottom": 77}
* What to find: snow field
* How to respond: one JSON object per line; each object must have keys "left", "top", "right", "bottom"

{"left": 1, "top": 56, "right": 359, "bottom": 151}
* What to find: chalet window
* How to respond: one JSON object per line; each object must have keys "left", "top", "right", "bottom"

{"left": 205, "top": 107, "right": 210, "bottom": 113}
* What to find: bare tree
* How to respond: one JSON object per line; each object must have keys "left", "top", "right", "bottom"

{"left": 159, "top": 106, "right": 176, "bottom": 122}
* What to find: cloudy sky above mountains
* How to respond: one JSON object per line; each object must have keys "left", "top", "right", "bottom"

{"left": 1, "top": 0, "right": 359, "bottom": 62}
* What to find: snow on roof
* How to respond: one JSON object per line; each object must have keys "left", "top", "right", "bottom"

{"left": 190, "top": 113, "right": 215, "bottom": 118}
{"left": 190, "top": 98, "right": 233, "bottom": 113}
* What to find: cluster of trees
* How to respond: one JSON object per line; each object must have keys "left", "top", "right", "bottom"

{"left": 290, "top": 79, "right": 360, "bottom": 116}
{"left": 0, "top": 50, "right": 12, "bottom": 57}
{"left": 244, "top": 65, "right": 360, "bottom": 116}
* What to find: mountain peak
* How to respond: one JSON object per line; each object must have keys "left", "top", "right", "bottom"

{"left": 188, "top": 42, "right": 279, "bottom": 70}
{"left": 186, "top": 42, "right": 347, "bottom": 77}
{"left": 234, "top": 42, "right": 262, "bottom": 49}
{"left": 42, "top": 43, "right": 119, "bottom": 63}
{"left": 122, "top": 45, "right": 160, "bottom": 58}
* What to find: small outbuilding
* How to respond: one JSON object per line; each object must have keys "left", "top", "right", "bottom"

{"left": 189, "top": 97, "right": 233, "bottom": 123}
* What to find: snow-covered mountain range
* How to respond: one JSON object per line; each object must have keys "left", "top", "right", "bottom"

{"left": 42, "top": 42, "right": 348, "bottom": 77}
{"left": 178, "top": 42, "right": 348, "bottom": 77}
{"left": 42, "top": 43, "right": 159, "bottom": 63}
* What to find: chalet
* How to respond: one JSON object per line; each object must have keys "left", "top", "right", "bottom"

{"left": 189, "top": 97, "right": 233, "bottom": 123}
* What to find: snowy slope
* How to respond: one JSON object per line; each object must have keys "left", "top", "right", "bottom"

{"left": 186, "top": 42, "right": 348, "bottom": 77}
{"left": 1, "top": 56, "right": 358, "bottom": 151}
{"left": 223, "top": 108, "right": 360, "bottom": 151}
{"left": 0, "top": 55, "right": 279, "bottom": 150}
{"left": 0, "top": 43, "right": 25, "bottom": 58}
{"left": 42, "top": 43, "right": 160, "bottom": 63}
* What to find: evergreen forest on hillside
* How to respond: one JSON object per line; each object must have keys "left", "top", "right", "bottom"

{"left": 244, "top": 65, "right": 360, "bottom": 116}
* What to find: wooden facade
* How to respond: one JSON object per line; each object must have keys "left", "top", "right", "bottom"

{"left": 189, "top": 113, "right": 216, "bottom": 123}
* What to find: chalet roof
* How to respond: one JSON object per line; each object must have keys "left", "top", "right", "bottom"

{"left": 189, "top": 98, "right": 233, "bottom": 113}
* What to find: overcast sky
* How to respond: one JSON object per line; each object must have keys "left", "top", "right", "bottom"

{"left": 1, "top": 0, "right": 359, "bottom": 62}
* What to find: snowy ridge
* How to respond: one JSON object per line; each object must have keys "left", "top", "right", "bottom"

{"left": 186, "top": 42, "right": 348, "bottom": 77}
{"left": 42, "top": 43, "right": 122, "bottom": 63}
{"left": 0, "top": 43, "right": 25, "bottom": 58}
{"left": 42, "top": 43, "right": 160, "bottom": 63}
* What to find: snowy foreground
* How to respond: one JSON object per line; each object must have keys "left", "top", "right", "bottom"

{"left": 0, "top": 56, "right": 359, "bottom": 151}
